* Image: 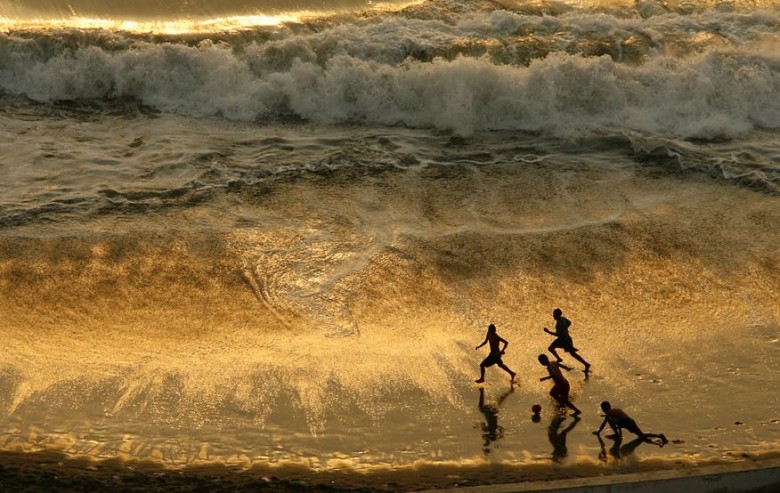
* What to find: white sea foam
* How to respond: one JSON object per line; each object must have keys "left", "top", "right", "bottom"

{"left": 0, "top": 2, "right": 778, "bottom": 137}
{"left": 1, "top": 33, "right": 778, "bottom": 138}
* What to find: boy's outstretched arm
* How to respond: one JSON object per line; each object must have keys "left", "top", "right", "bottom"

{"left": 499, "top": 336, "right": 508, "bottom": 353}
{"left": 560, "top": 363, "right": 573, "bottom": 371}
{"left": 475, "top": 338, "right": 487, "bottom": 350}
{"left": 543, "top": 327, "right": 556, "bottom": 336}
{"left": 539, "top": 376, "right": 552, "bottom": 381}
{"left": 593, "top": 417, "right": 608, "bottom": 435}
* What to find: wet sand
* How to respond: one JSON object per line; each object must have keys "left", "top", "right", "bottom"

{"left": 2, "top": 450, "right": 780, "bottom": 492}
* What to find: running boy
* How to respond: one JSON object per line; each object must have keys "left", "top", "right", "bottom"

{"left": 538, "top": 354, "right": 581, "bottom": 416}
{"left": 544, "top": 308, "right": 591, "bottom": 373}
{"left": 475, "top": 324, "right": 516, "bottom": 384}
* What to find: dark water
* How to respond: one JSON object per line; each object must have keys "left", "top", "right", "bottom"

{"left": 0, "top": 0, "right": 778, "bottom": 485}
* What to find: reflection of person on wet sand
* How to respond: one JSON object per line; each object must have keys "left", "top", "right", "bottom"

{"left": 597, "top": 433, "right": 646, "bottom": 462}
{"left": 538, "top": 354, "right": 581, "bottom": 416}
{"left": 548, "top": 414, "right": 580, "bottom": 462}
{"left": 478, "top": 386, "right": 513, "bottom": 454}
{"left": 543, "top": 308, "right": 591, "bottom": 373}
{"left": 475, "top": 324, "right": 516, "bottom": 384}
{"left": 593, "top": 401, "right": 667, "bottom": 446}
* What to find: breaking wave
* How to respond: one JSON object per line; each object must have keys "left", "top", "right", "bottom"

{"left": 1, "top": 0, "right": 779, "bottom": 138}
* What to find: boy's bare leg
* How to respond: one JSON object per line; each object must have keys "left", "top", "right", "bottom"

{"left": 548, "top": 344, "right": 563, "bottom": 362}
{"left": 642, "top": 432, "right": 668, "bottom": 445}
{"left": 475, "top": 365, "right": 486, "bottom": 383}
{"left": 570, "top": 351, "right": 591, "bottom": 372}
{"left": 498, "top": 363, "right": 516, "bottom": 382}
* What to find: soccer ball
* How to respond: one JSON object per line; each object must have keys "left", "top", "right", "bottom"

{"left": 532, "top": 404, "right": 542, "bottom": 414}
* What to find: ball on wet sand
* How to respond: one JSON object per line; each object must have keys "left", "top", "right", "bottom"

{"left": 532, "top": 404, "right": 542, "bottom": 414}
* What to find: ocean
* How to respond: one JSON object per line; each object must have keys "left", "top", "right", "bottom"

{"left": 0, "top": 0, "right": 779, "bottom": 489}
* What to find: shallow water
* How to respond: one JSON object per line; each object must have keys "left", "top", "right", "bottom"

{"left": 0, "top": 0, "right": 779, "bottom": 485}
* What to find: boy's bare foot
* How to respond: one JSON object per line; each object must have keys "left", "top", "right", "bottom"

{"left": 475, "top": 378, "right": 484, "bottom": 384}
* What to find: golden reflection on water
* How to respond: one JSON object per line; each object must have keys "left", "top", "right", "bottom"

{"left": 0, "top": 15, "right": 300, "bottom": 33}
{"left": 0, "top": 139, "right": 778, "bottom": 473}
{"left": 0, "top": 1, "right": 422, "bottom": 33}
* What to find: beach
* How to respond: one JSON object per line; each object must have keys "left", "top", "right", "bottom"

{"left": 1, "top": 0, "right": 779, "bottom": 490}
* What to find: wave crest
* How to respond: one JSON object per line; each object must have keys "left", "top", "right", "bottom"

{"left": 1, "top": 5, "right": 779, "bottom": 138}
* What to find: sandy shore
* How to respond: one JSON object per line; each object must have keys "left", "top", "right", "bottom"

{"left": 2, "top": 450, "right": 780, "bottom": 492}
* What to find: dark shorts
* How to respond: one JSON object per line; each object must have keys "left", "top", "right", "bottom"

{"left": 550, "top": 337, "right": 577, "bottom": 353}
{"left": 481, "top": 353, "right": 503, "bottom": 367}
{"left": 551, "top": 380, "right": 571, "bottom": 401}
{"left": 616, "top": 418, "right": 641, "bottom": 435}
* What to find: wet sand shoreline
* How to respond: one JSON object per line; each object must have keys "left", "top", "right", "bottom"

{"left": 2, "top": 450, "right": 779, "bottom": 492}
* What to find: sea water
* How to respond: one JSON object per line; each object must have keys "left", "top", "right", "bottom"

{"left": 0, "top": 0, "right": 778, "bottom": 486}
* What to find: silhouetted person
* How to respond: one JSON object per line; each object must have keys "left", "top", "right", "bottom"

{"left": 544, "top": 308, "right": 591, "bottom": 373}
{"left": 477, "top": 386, "right": 513, "bottom": 454}
{"left": 475, "top": 324, "right": 516, "bottom": 383}
{"left": 594, "top": 401, "right": 667, "bottom": 446}
{"left": 548, "top": 414, "right": 580, "bottom": 462}
{"left": 538, "top": 354, "right": 581, "bottom": 416}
